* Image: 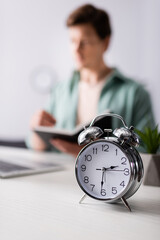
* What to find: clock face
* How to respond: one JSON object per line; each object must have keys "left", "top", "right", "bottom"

{"left": 76, "top": 140, "right": 132, "bottom": 201}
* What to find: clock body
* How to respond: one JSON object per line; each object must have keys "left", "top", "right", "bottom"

{"left": 75, "top": 138, "right": 143, "bottom": 202}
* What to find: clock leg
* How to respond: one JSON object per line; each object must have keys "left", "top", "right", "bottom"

{"left": 121, "top": 197, "right": 132, "bottom": 212}
{"left": 79, "top": 194, "right": 87, "bottom": 204}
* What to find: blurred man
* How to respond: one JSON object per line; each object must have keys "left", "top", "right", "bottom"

{"left": 27, "top": 4, "right": 155, "bottom": 156}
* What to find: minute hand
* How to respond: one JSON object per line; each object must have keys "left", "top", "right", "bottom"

{"left": 101, "top": 170, "right": 105, "bottom": 189}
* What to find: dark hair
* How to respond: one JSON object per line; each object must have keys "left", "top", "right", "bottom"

{"left": 66, "top": 4, "right": 112, "bottom": 39}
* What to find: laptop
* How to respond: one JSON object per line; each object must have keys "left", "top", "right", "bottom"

{"left": 0, "top": 148, "right": 63, "bottom": 178}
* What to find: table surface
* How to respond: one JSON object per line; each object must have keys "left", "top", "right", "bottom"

{"left": 0, "top": 147, "right": 160, "bottom": 240}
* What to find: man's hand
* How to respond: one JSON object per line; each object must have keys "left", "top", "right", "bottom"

{"left": 30, "top": 110, "right": 56, "bottom": 129}
{"left": 30, "top": 110, "right": 56, "bottom": 151}
{"left": 50, "top": 139, "right": 83, "bottom": 157}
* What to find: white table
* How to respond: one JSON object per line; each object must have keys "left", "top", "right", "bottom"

{"left": 0, "top": 147, "right": 160, "bottom": 240}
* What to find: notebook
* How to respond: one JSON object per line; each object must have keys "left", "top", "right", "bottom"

{"left": 33, "top": 114, "right": 112, "bottom": 145}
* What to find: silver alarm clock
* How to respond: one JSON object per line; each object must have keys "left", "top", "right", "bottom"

{"left": 75, "top": 113, "right": 144, "bottom": 211}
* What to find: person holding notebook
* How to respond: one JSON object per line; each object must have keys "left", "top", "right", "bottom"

{"left": 27, "top": 4, "right": 155, "bottom": 156}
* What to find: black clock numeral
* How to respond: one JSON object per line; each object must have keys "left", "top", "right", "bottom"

{"left": 120, "top": 181, "right": 125, "bottom": 187}
{"left": 85, "top": 154, "right": 92, "bottom": 161}
{"left": 90, "top": 184, "right": 95, "bottom": 191}
{"left": 101, "top": 189, "right": 106, "bottom": 196}
{"left": 81, "top": 165, "right": 86, "bottom": 172}
{"left": 121, "top": 157, "right": 127, "bottom": 165}
{"left": 84, "top": 176, "right": 89, "bottom": 183}
{"left": 102, "top": 144, "right": 109, "bottom": 152}
{"left": 93, "top": 148, "right": 98, "bottom": 154}
{"left": 124, "top": 168, "right": 129, "bottom": 176}
{"left": 112, "top": 187, "right": 117, "bottom": 194}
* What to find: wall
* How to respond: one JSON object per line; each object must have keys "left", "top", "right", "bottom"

{"left": 0, "top": 0, "right": 160, "bottom": 139}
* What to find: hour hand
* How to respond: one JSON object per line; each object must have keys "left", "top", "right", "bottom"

{"left": 105, "top": 165, "right": 118, "bottom": 170}
{"left": 110, "top": 165, "right": 118, "bottom": 169}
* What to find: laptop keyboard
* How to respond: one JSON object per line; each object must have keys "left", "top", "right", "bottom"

{"left": 0, "top": 160, "right": 32, "bottom": 172}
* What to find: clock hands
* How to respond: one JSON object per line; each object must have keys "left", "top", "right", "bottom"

{"left": 98, "top": 166, "right": 118, "bottom": 190}
{"left": 100, "top": 166, "right": 117, "bottom": 190}
{"left": 96, "top": 166, "right": 118, "bottom": 171}
{"left": 97, "top": 166, "right": 125, "bottom": 191}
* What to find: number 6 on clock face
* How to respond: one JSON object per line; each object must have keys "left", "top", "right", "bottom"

{"left": 76, "top": 139, "right": 136, "bottom": 202}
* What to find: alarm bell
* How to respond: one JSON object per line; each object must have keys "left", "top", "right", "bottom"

{"left": 78, "top": 113, "right": 114, "bottom": 145}
{"left": 78, "top": 126, "right": 103, "bottom": 146}
{"left": 113, "top": 126, "right": 139, "bottom": 147}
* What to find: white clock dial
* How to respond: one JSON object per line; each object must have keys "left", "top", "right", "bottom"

{"left": 76, "top": 140, "right": 132, "bottom": 201}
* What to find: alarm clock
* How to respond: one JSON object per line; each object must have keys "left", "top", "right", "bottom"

{"left": 75, "top": 113, "right": 144, "bottom": 211}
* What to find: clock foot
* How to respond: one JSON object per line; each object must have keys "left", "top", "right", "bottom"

{"left": 79, "top": 194, "right": 87, "bottom": 204}
{"left": 121, "top": 197, "right": 132, "bottom": 212}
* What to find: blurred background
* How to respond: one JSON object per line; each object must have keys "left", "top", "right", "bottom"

{"left": 0, "top": 0, "right": 160, "bottom": 141}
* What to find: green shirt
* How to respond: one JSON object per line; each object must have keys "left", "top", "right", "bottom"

{"left": 26, "top": 68, "right": 155, "bottom": 152}
{"left": 46, "top": 68, "right": 155, "bottom": 131}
